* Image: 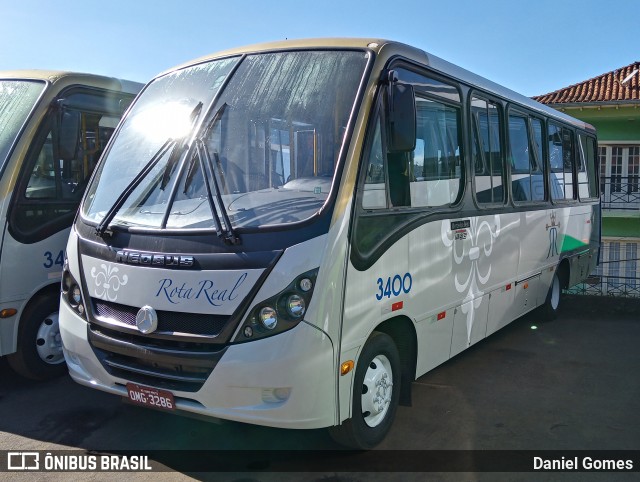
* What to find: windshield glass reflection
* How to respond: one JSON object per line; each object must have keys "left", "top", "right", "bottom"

{"left": 83, "top": 50, "right": 368, "bottom": 230}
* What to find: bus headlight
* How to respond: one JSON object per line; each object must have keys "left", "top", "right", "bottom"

{"left": 286, "top": 294, "right": 305, "bottom": 318}
{"left": 259, "top": 306, "right": 278, "bottom": 330}
{"left": 235, "top": 268, "right": 318, "bottom": 343}
{"left": 61, "top": 265, "right": 87, "bottom": 320}
{"left": 71, "top": 286, "right": 83, "bottom": 306}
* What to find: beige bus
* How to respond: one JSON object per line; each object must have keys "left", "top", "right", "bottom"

{"left": 0, "top": 70, "right": 141, "bottom": 379}
{"left": 59, "top": 39, "right": 598, "bottom": 448}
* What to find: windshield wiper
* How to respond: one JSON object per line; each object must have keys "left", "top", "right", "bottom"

{"left": 95, "top": 102, "right": 203, "bottom": 237}
{"left": 161, "top": 102, "right": 203, "bottom": 191}
{"left": 183, "top": 103, "right": 227, "bottom": 193}
{"left": 196, "top": 139, "right": 241, "bottom": 245}
{"left": 95, "top": 138, "right": 175, "bottom": 236}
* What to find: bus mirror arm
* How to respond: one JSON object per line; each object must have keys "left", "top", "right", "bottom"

{"left": 384, "top": 70, "right": 416, "bottom": 154}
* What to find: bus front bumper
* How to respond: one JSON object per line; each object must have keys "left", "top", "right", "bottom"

{"left": 59, "top": 300, "right": 337, "bottom": 429}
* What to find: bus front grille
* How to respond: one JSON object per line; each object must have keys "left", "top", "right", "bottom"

{"left": 87, "top": 323, "right": 227, "bottom": 392}
{"left": 92, "top": 299, "right": 228, "bottom": 337}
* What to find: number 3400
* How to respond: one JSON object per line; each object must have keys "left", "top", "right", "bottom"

{"left": 376, "top": 273, "right": 412, "bottom": 300}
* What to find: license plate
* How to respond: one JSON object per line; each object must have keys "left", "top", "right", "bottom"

{"left": 126, "top": 383, "right": 175, "bottom": 411}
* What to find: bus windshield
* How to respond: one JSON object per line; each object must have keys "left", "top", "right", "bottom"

{"left": 82, "top": 50, "right": 369, "bottom": 230}
{"left": 0, "top": 80, "right": 45, "bottom": 173}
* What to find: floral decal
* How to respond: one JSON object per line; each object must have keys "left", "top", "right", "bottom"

{"left": 442, "top": 216, "right": 501, "bottom": 344}
{"left": 546, "top": 210, "right": 561, "bottom": 258}
{"left": 90, "top": 263, "right": 129, "bottom": 302}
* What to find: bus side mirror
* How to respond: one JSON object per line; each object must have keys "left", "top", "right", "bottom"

{"left": 58, "top": 109, "right": 80, "bottom": 161}
{"left": 386, "top": 73, "right": 416, "bottom": 153}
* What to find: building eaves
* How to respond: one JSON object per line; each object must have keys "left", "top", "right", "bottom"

{"left": 533, "top": 61, "right": 640, "bottom": 105}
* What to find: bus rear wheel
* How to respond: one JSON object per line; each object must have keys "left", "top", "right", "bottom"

{"left": 329, "top": 331, "right": 400, "bottom": 449}
{"left": 7, "top": 292, "right": 66, "bottom": 380}
{"left": 540, "top": 270, "right": 562, "bottom": 321}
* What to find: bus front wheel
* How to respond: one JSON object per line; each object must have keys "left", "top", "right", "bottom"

{"left": 329, "top": 331, "right": 401, "bottom": 449}
{"left": 7, "top": 292, "right": 66, "bottom": 380}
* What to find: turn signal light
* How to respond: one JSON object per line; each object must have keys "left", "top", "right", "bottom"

{"left": 0, "top": 308, "right": 17, "bottom": 318}
{"left": 340, "top": 360, "right": 354, "bottom": 376}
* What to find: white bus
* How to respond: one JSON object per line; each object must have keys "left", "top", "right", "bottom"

{"left": 0, "top": 71, "right": 141, "bottom": 379}
{"left": 59, "top": 39, "right": 599, "bottom": 448}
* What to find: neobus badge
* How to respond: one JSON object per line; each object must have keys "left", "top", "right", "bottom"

{"left": 116, "top": 250, "right": 194, "bottom": 268}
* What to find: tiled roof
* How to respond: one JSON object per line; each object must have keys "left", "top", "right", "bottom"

{"left": 533, "top": 61, "right": 640, "bottom": 104}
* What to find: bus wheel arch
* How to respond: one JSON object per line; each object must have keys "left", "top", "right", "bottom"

{"left": 373, "top": 315, "right": 417, "bottom": 407}
{"left": 557, "top": 259, "right": 570, "bottom": 290}
{"left": 329, "top": 331, "right": 401, "bottom": 449}
{"left": 329, "top": 317, "right": 415, "bottom": 449}
{"left": 7, "top": 285, "right": 66, "bottom": 380}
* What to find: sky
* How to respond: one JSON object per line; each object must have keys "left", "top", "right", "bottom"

{"left": 1, "top": 0, "right": 638, "bottom": 97}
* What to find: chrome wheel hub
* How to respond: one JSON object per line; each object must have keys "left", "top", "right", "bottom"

{"left": 35, "top": 312, "right": 64, "bottom": 365}
{"left": 361, "top": 354, "right": 393, "bottom": 428}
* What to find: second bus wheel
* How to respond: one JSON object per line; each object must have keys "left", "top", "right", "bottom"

{"left": 329, "top": 331, "right": 401, "bottom": 449}
{"left": 539, "top": 269, "right": 562, "bottom": 321}
{"left": 7, "top": 292, "right": 66, "bottom": 380}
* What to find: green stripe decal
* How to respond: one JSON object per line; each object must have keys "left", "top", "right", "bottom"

{"left": 560, "top": 235, "right": 588, "bottom": 253}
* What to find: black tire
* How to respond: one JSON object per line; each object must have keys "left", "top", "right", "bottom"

{"left": 7, "top": 292, "right": 66, "bottom": 380}
{"left": 540, "top": 269, "right": 562, "bottom": 321}
{"left": 329, "top": 331, "right": 401, "bottom": 449}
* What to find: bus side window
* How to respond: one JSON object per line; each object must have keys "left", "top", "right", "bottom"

{"left": 410, "top": 96, "right": 462, "bottom": 207}
{"left": 25, "top": 111, "right": 117, "bottom": 201}
{"left": 587, "top": 137, "right": 599, "bottom": 198}
{"left": 472, "top": 96, "right": 505, "bottom": 204}
{"left": 387, "top": 152, "right": 411, "bottom": 207}
{"left": 530, "top": 118, "right": 546, "bottom": 201}
{"left": 562, "top": 128, "right": 575, "bottom": 200}
{"left": 13, "top": 90, "right": 131, "bottom": 239}
{"left": 361, "top": 111, "right": 412, "bottom": 209}
{"left": 508, "top": 114, "right": 545, "bottom": 203}
{"left": 578, "top": 133, "right": 598, "bottom": 199}
{"left": 549, "top": 123, "right": 575, "bottom": 201}
{"left": 26, "top": 131, "right": 56, "bottom": 199}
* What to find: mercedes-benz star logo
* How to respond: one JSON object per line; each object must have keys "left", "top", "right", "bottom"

{"left": 136, "top": 305, "right": 158, "bottom": 334}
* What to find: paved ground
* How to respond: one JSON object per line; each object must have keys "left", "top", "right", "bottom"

{"left": 0, "top": 295, "right": 638, "bottom": 481}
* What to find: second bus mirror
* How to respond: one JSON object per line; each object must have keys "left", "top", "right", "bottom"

{"left": 58, "top": 109, "right": 80, "bottom": 161}
{"left": 387, "top": 79, "right": 416, "bottom": 153}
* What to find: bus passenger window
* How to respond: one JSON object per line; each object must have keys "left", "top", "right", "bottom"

{"left": 509, "top": 114, "right": 544, "bottom": 202}
{"left": 549, "top": 123, "right": 575, "bottom": 200}
{"left": 531, "top": 118, "right": 546, "bottom": 201}
{"left": 410, "top": 97, "right": 462, "bottom": 207}
{"left": 472, "top": 96, "right": 505, "bottom": 204}
{"left": 578, "top": 134, "right": 598, "bottom": 199}
{"left": 586, "top": 137, "right": 598, "bottom": 198}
